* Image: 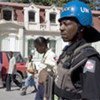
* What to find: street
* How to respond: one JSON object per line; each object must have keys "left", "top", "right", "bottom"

{"left": 0, "top": 85, "right": 36, "bottom": 100}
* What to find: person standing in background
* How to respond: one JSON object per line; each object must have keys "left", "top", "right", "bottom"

{"left": 20, "top": 54, "right": 37, "bottom": 96}
{"left": 6, "top": 51, "right": 22, "bottom": 91}
{"left": 34, "top": 37, "right": 57, "bottom": 100}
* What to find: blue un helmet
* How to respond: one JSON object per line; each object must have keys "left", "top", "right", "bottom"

{"left": 59, "top": 0, "right": 100, "bottom": 43}
{"left": 59, "top": 0, "right": 93, "bottom": 26}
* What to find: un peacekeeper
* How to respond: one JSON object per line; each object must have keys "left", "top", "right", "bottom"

{"left": 54, "top": 0, "right": 100, "bottom": 100}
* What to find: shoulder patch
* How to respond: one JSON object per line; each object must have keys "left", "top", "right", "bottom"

{"left": 83, "top": 59, "right": 96, "bottom": 73}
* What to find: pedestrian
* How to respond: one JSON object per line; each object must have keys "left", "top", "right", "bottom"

{"left": 20, "top": 54, "right": 37, "bottom": 96}
{"left": 6, "top": 51, "right": 22, "bottom": 91}
{"left": 34, "top": 37, "right": 57, "bottom": 100}
{"left": 53, "top": 0, "right": 100, "bottom": 100}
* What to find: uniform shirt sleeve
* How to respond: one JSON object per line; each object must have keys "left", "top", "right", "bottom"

{"left": 82, "top": 56, "right": 100, "bottom": 100}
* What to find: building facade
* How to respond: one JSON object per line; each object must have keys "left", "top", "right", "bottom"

{"left": 0, "top": 2, "right": 100, "bottom": 61}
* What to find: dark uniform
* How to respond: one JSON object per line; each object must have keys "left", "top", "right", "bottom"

{"left": 52, "top": 0, "right": 100, "bottom": 99}
{"left": 35, "top": 0, "right": 100, "bottom": 99}
{"left": 54, "top": 39, "right": 100, "bottom": 100}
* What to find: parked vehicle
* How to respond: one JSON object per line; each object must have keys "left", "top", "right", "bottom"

{"left": 0, "top": 51, "right": 26, "bottom": 87}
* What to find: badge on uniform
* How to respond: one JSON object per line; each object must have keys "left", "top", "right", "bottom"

{"left": 83, "top": 59, "right": 96, "bottom": 73}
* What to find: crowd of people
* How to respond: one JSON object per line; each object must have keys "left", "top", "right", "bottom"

{"left": 0, "top": 0, "right": 100, "bottom": 100}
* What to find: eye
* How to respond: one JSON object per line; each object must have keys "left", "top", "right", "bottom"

{"left": 63, "top": 21, "right": 68, "bottom": 26}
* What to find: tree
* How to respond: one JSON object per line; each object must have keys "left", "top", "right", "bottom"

{"left": 80, "top": 0, "right": 95, "bottom": 9}
{"left": 8, "top": 0, "right": 96, "bottom": 10}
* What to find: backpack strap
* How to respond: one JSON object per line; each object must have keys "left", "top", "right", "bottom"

{"left": 70, "top": 43, "right": 99, "bottom": 72}
{"left": 74, "top": 43, "right": 91, "bottom": 54}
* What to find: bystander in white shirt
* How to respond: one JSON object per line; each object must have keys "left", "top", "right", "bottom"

{"left": 7, "top": 56, "right": 16, "bottom": 74}
{"left": 38, "top": 49, "right": 57, "bottom": 73}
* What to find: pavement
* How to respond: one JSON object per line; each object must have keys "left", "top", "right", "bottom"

{"left": 0, "top": 86, "right": 36, "bottom": 100}
{"left": 0, "top": 76, "right": 38, "bottom": 100}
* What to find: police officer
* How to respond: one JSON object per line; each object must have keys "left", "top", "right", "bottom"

{"left": 54, "top": 0, "right": 100, "bottom": 100}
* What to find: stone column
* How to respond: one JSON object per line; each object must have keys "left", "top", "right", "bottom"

{"left": 9, "top": 33, "right": 16, "bottom": 51}
{"left": 24, "top": 8, "right": 29, "bottom": 30}
{"left": 18, "top": 28, "right": 25, "bottom": 57}
{"left": 45, "top": 9, "right": 50, "bottom": 31}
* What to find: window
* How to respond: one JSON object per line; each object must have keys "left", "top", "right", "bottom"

{"left": 28, "top": 39, "right": 34, "bottom": 56}
{"left": 49, "top": 13, "right": 56, "bottom": 23}
{"left": 40, "top": 9, "right": 45, "bottom": 23}
{"left": 28, "top": 11, "right": 35, "bottom": 22}
{"left": 3, "top": 10, "right": 12, "bottom": 21}
{"left": 49, "top": 40, "right": 56, "bottom": 52}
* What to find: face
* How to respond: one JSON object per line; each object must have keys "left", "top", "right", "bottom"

{"left": 10, "top": 52, "right": 13, "bottom": 57}
{"left": 59, "top": 19, "right": 79, "bottom": 42}
{"left": 29, "top": 55, "right": 32, "bottom": 60}
{"left": 35, "top": 44, "right": 46, "bottom": 54}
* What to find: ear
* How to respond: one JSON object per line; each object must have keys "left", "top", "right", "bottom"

{"left": 80, "top": 27, "right": 85, "bottom": 32}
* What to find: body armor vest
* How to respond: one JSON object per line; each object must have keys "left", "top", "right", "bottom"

{"left": 54, "top": 44, "right": 99, "bottom": 99}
